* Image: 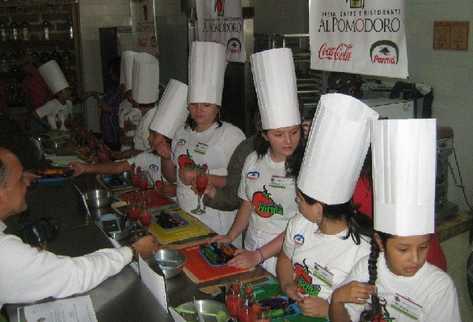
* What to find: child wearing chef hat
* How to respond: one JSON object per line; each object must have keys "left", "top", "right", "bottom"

{"left": 276, "top": 93, "right": 378, "bottom": 319}
{"left": 114, "top": 52, "right": 160, "bottom": 158}
{"left": 330, "top": 119, "right": 461, "bottom": 322}
{"left": 36, "top": 60, "right": 73, "bottom": 131}
{"left": 71, "top": 79, "right": 188, "bottom": 195}
{"left": 161, "top": 41, "right": 245, "bottom": 237}
{"left": 210, "top": 48, "right": 305, "bottom": 274}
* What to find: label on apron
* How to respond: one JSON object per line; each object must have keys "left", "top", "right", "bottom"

{"left": 390, "top": 293, "right": 422, "bottom": 320}
{"left": 312, "top": 262, "right": 334, "bottom": 287}
{"left": 193, "top": 142, "right": 208, "bottom": 155}
{"left": 269, "top": 175, "right": 292, "bottom": 189}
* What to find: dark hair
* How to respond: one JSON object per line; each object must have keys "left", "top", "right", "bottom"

{"left": 108, "top": 57, "right": 121, "bottom": 79}
{"left": 299, "top": 190, "right": 363, "bottom": 244}
{"left": 185, "top": 105, "right": 223, "bottom": 130}
{"left": 359, "top": 231, "right": 392, "bottom": 322}
{"left": 0, "top": 158, "right": 7, "bottom": 187}
{"left": 253, "top": 110, "right": 305, "bottom": 177}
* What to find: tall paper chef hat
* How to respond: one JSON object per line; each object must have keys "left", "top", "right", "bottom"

{"left": 132, "top": 52, "right": 160, "bottom": 104}
{"left": 297, "top": 93, "right": 379, "bottom": 205}
{"left": 120, "top": 50, "right": 136, "bottom": 91}
{"left": 372, "top": 119, "right": 436, "bottom": 236}
{"left": 150, "top": 79, "right": 189, "bottom": 139}
{"left": 38, "top": 60, "right": 69, "bottom": 95}
{"left": 188, "top": 41, "right": 226, "bottom": 106}
{"left": 251, "top": 48, "right": 300, "bottom": 130}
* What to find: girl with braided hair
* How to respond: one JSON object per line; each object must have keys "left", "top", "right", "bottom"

{"left": 276, "top": 94, "right": 378, "bottom": 319}
{"left": 329, "top": 119, "right": 460, "bottom": 322}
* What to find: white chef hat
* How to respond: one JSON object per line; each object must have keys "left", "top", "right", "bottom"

{"left": 149, "top": 79, "right": 189, "bottom": 139}
{"left": 251, "top": 48, "right": 301, "bottom": 130}
{"left": 188, "top": 41, "right": 227, "bottom": 106}
{"left": 372, "top": 119, "right": 436, "bottom": 236}
{"left": 38, "top": 60, "right": 69, "bottom": 95}
{"left": 120, "top": 50, "right": 136, "bottom": 91}
{"left": 297, "top": 93, "right": 379, "bottom": 204}
{"left": 132, "top": 52, "right": 160, "bottom": 104}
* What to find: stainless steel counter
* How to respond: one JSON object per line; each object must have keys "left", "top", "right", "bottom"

{"left": 5, "top": 176, "right": 172, "bottom": 322}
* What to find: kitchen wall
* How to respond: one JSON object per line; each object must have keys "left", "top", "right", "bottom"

{"left": 79, "top": 0, "right": 131, "bottom": 93}
{"left": 406, "top": 0, "right": 473, "bottom": 212}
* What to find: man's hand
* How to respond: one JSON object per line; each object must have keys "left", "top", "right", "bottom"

{"left": 131, "top": 235, "right": 159, "bottom": 260}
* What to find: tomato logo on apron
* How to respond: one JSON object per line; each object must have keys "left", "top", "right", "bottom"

{"left": 178, "top": 150, "right": 195, "bottom": 169}
{"left": 251, "top": 185, "right": 283, "bottom": 218}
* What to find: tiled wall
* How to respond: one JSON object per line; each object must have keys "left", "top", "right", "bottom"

{"left": 79, "top": 0, "right": 130, "bottom": 93}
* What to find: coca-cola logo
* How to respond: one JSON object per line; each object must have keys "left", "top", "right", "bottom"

{"left": 370, "top": 40, "right": 399, "bottom": 65}
{"left": 318, "top": 43, "right": 353, "bottom": 62}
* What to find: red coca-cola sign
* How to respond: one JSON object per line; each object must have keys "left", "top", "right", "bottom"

{"left": 318, "top": 43, "right": 353, "bottom": 62}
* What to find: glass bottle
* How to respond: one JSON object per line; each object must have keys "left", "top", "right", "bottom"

{"left": 42, "top": 19, "right": 51, "bottom": 40}
{"left": 10, "top": 21, "right": 18, "bottom": 41}
{"left": 226, "top": 283, "right": 242, "bottom": 318}
{"left": 0, "top": 21, "right": 7, "bottom": 42}
{"left": 67, "top": 19, "right": 73, "bottom": 40}
{"left": 0, "top": 52, "right": 8, "bottom": 73}
{"left": 21, "top": 21, "right": 29, "bottom": 41}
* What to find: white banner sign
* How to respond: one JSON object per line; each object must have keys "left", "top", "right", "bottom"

{"left": 309, "top": 0, "right": 408, "bottom": 78}
{"left": 196, "top": 0, "right": 246, "bottom": 62}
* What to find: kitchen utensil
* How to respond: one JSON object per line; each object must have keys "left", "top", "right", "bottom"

{"left": 153, "top": 249, "right": 185, "bottom": 279}
{"left": 175, "top": 299, "right": 230, "bottom": 322}
{"left": 84, "top": 189, "right": 113, "bottom": 209}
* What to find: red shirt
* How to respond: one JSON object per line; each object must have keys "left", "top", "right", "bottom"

{"left": 22, "top": 70, "right": 51, "bottom": 110}
{"left": 352, "top": 175, "right": 447, "bottom": 271}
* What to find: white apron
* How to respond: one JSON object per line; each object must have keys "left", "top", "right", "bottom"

{"left": 239, "top": 151, "right": 298, "bottom": 275}
{"left": 172, "top": 122, "right": 245, "bottom": 240}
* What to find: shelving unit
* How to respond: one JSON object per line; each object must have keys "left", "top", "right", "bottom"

{"left": 0, "top": 0, "right": 82, "bottom": 113}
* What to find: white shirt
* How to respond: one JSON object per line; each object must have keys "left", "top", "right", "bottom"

{"left": 0, "top": 220, "right": 132, "bottom": 309}
{"left": 238, "top": 151, "right": 297, "bottom": 274}
{"left": 133, "top": 106, "right": 157, "bottom": 151}
{"left": 36, "top": 99, "right": 72, "bottom": 130}
{"left": 343, "top": 255, "right": 461, "bottom": 322}
{"left": 171, "top": 122, "right": 245, "bottom": 234}
{"left": 127, "top": 151, "right": 162, "bottom": 182}
{"left": 120, "top": 106, "right": 142, "bottom": 138}
{"left": 283, "top": 213, "right": 371, "bottom": 300}
{"left": 118, "top": 100, "right": 133, "bottom": 128}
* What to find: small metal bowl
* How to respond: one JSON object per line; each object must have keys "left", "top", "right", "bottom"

{"left": 153, "top": 249, "right": 185, "bottom": 279}
{"left": 175, "top": 300, "right": 230, "bottom": 322}
{"left": 84, "top": 189, "right": 113, "bottom": 209}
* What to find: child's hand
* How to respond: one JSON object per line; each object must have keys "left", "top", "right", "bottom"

{"left": 298, "top": 296, "right": 329, "bottom": 317}
{"left": 332, "top": 281, "right": 375, "bottom": 304}
{"left": 227, "top": 249, "right": 259, "bottom": 269}
{"left": 282, "top": 282, "right": 304, "bottom": 302}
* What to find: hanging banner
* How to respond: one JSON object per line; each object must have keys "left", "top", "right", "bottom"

{"left": 309, "top": 0, "right": 408, "bottom": 78}
{"left": 196, "top": 0, "right": 246, "bottom": 62}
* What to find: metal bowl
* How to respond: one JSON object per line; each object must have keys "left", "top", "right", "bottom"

{"left": 175, "top": 300, "right": 230, "bottom": 322}
{"left": 84, "top": 189, "right": 113, "bottom": 209}
{"left": 153, "top": 249, "right": 185, "bottom": 279}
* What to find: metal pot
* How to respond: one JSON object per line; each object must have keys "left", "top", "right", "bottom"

{"left": 84, "top": 189, "right": 113, "bottom": 209}
{"left": 153, "top": 249, "right": 185, "bottom": 279}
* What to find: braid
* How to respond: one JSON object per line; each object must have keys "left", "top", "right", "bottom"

{"left": 359, "top": 237, "right": 381, "bottom": 321}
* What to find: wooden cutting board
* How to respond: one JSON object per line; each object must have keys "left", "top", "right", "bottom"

{"left": 148, "top": 207, "right": 212, "bottom": 245}
{"left": 181, "top": 244, "right": 253, "bottom": 284}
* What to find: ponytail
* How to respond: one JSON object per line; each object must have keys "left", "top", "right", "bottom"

{"left": 359, "top": 237, "right": 381, "bottom": 321}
